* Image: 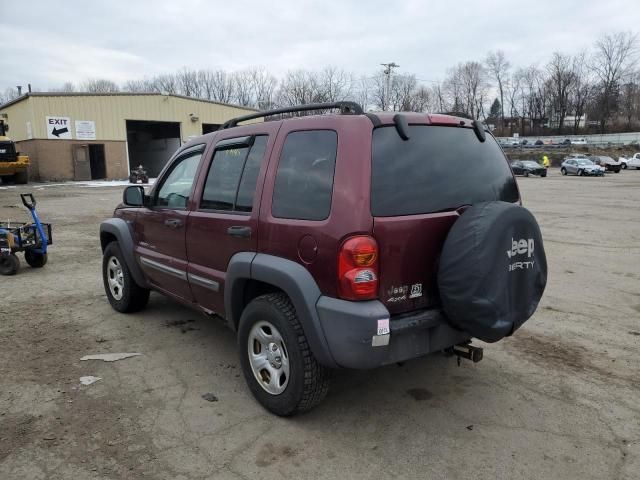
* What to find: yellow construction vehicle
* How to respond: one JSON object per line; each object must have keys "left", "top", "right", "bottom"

{"left": 0, "top": 119, "right": 30, "bottom": 184}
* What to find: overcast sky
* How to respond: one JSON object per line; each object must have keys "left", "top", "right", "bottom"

{"left": 1, "top": 0, "right": 638, "bottom": 91}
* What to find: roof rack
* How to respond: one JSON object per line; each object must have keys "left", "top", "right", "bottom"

{"left": 218, "top": 101, "right": 364, "bottom": 130}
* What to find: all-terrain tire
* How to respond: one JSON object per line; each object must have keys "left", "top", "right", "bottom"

{"left": 0, "top": 253, "right": 20, "bottom": 275}
{"left": 102, "top": 241, "right": 150, "bottom": 313}
{"left": 238, "top": 293, "right": 330, "bottom": 416}
{"left": 25, "top": 250, "right": 47, "bottom": 268}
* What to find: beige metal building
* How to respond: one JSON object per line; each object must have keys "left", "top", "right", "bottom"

{"left": 0, "top": 93, "right": 257, "bottom": 181}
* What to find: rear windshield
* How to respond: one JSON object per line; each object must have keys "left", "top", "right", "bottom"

{"left": 371, "top": 126, "right": 519, "bottom": 216}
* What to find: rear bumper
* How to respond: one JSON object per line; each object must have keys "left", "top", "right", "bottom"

{"left": 316, "top": 297, "right": 470, "bottom": 369}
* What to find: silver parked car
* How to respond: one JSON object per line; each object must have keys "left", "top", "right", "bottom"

{"left": 560, "top": 157, "right": 605, "bottom": 176}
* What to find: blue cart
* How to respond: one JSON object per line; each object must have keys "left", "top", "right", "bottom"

{"left": 0, "top": 194, "right": 52, "bottom": 275}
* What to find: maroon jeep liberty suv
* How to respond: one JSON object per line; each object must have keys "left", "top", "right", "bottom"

{"left": 100, "top": 102, "right": 547, "bottom": 415}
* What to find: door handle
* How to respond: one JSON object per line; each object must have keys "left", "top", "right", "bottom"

{"left": 227, "top": 226, "right": 252, "bottom": 238}
{"left": 164, "top": 219, "right": 183, "bottom": 229}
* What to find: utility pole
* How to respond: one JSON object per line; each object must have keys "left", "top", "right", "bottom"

{"left": 381, "top": 62, "right": 399, "bottom": 111}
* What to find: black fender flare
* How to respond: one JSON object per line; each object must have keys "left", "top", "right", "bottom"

{"left": 99, "top": 218, "right": 149, "bottom": 289}
{"left": 225, "top": 252, "right": 337, "bottom": 368}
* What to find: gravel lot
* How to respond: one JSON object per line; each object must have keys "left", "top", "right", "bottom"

{"left": 1, "top": 170, "right": 639, "bottom": 480}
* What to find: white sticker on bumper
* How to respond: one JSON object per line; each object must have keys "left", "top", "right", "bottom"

{"left": 372, "top": 318, "right": 390, "bottom": 347}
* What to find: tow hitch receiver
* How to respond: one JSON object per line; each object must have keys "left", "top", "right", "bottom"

{"left": 452, "top": 344, "right": 483, "bottom": 363}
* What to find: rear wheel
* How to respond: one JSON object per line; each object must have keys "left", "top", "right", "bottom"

{"left": 14, "top": 170, "right": 28, "bottom": 184}
{"left": 0, "top": 254, "right": 20, "bottom": 275}
{"left": 102, "top": 242, "right": 150, "bottom": 313}
{"left": 25, "top": 250, "right": 47, "bottom": 268}
{"left": 238, "top": 293, "right": 330, "bottom": 416}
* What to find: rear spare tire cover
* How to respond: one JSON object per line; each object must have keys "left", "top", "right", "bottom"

{"left": 437, "top": 201, "right": 547, "bottom": 342}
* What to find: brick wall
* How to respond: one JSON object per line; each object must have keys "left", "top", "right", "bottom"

{"left": 13, "top": 139, "right": 128, "bottom": 181}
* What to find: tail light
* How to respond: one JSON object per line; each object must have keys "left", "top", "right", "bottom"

{"left": 338, "top": 236, "right": 379, "bottom": 300}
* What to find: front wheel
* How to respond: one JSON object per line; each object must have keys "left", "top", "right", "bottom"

{"left": 0, "top": 254, "right": 20, "bottom": 275}
{"left": 102, "top": 242, "right": 150, "bottom": 313}
{"left": 238, "top": 293, "right": 330, "bottom": 416}
{"left": 25, "top": 250, "right": 47, "bottom": 268}
{"left": 524, "top": 171, "right": 529, "bottom": 177}
{"left": 578, "top": 169, "right": 584, "bottom": 176}
{"left": 561, "top": 167, "right": 567, "bottom": 175}
{"left": 621, "top": 163, "right": 627, "bottom": 169}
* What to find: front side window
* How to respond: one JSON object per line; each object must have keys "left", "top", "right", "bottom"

{"left": 155, "top": 149, "right": 203, "bottom": 208}
{"left": 272, "top": 130, "right": 338, "bottom": 220}
{"left": 201, "top": 135, "right": 268, "bottom": 212}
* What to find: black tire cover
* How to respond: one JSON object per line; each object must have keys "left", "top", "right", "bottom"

{"left": 437, "top": 201, "right": 547, "bottom": 342}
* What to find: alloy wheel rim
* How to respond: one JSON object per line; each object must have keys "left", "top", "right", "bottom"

{"left": 247, "top": 320, "right": 290, "bottom": 395}
{"left": 107, "top": 256, "right": 124, "bottom": 300}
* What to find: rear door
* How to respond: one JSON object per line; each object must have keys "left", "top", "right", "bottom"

{"left": 370, "top": 125, "right": 520, "bottom": 315}
{"left": 186, "top": 125, "right": 278, "bottom": 315}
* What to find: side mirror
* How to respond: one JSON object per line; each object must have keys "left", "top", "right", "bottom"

{"left": 123, "top": 185, "right": 145, "bottom": 207}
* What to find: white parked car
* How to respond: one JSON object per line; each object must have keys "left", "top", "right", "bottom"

{"left": 571, "top": 138, "right": 588, "bottom": 145}
{"left": 619, "top": 153, "right": 640, "bottom": 170}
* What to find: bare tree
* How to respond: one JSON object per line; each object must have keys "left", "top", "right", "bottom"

{"left": 276, "top": 70, "right": 323, "bottom": 107}
{"left": 459, "top": 61, "right": 489, "bottom": 119}
{"left": 388, "top": 74, "right": 415, "bottom": 111}
{"left": 620, "top": 71, "right": 640, "bottom": 129}
{"left": 122, "top": 79, "right": 155, "bottom": 93}
{"left": 486, "top": 50, "right": 510, "bottom": 131}
{"left": 547, "top": 52, "right": 575, "bottom": 132}
{"left": 209, "top": 70, "right": 235, "bottom": 103}
{"left": 568, "top": 52, "right": 594, "bottom": 133}
{"left": 58, "top": 82, "right": 76, "bottom": 92}
{"left": 231, "top": 71, "right": 253, "bottom": 106}
{"left": 319, "top": 66, "right": 352, "bottom": 102}
{"left": 153, "top": 74, "right": 178, "bottom": 94}
{"left": 176, "top": 68, "right": 201, "bottom": 97}
{"left": 444, "top": 66, "right": 464, "bottom": 114}
{"left": 0, "top": 87, "right": 20, "bottom": 105}
{"left": 591, "top": 31, "right": 639, "bottom": 131}
{"left": 432, "top": 83, "right": 448, "bottom": 112}
{"left": 371, "top": 71, "right": 389, "bottom": 111}
{"left": 249, "top": 67, "right": 277, "bottom": 110}
{"left": 81, "top": 79, "right": 120, "bottom": 93}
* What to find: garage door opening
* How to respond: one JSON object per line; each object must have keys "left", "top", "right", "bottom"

{"left": 202, "top": 123, "right": 221, "bottom": 134}
{"left": 126, "top": 120, "right": 181, "bottom": 177}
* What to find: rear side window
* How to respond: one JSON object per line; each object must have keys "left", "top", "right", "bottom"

{"left": 272, "top": 130, "right": 337, "bottom": 220}
{"left": 201, "top": 136, "right": 268, "bottom": 212}
{"left": 371, "top": 126, "right": 519, "bottom": 216}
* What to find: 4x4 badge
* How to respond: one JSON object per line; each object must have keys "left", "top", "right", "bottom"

{"left": 409, "top": 283, "right": 423, "bottom": 299}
